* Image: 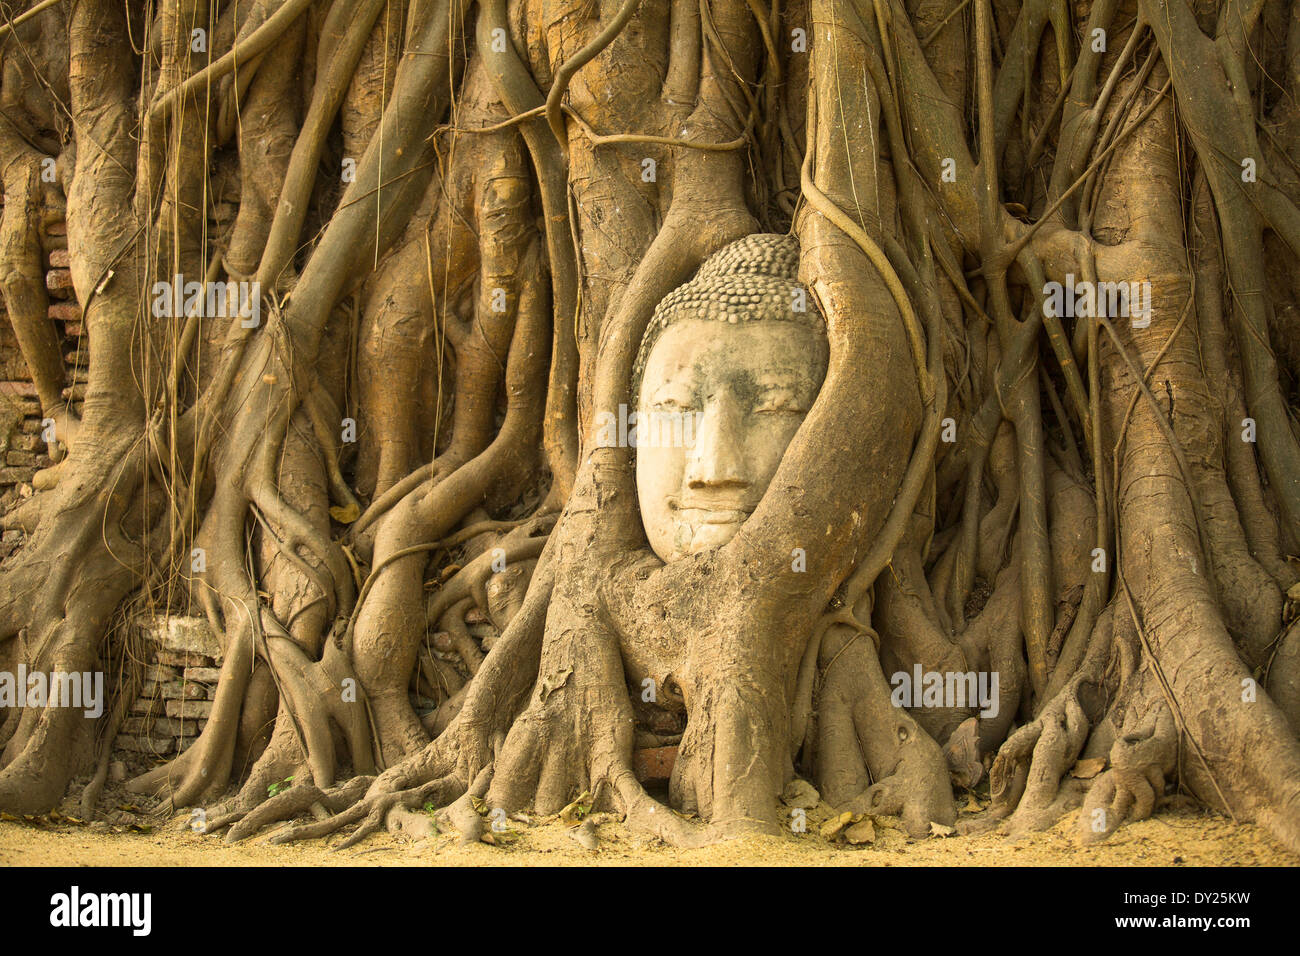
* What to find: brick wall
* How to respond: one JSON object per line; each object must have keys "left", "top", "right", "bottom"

{"left": 117, "top": 617, "right": 222, "bottom": 759}
{"left": 0, "top": 215, "right": 85, "bottom": 555}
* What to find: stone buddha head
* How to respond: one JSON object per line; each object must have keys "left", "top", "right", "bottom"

{"left": 633, "top": 234, "right": 828, "bottom": 563}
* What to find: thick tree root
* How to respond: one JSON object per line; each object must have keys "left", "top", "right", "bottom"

{"left": 1079, "top": 704, "right": 1176, "bottom": 843}
{"left": 814, "top": 622, "right": 956, "bottom": 838}
{"left": 988, "top": 688, "right": 1090, "bottom": 836}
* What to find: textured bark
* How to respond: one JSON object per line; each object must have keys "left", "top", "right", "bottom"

{"left": 0, "top": 0, "right": 1297, "bottom": 854}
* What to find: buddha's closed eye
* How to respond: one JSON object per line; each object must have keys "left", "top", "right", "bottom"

{"left": 753, "top": 387, "right": 806, "bottom": 414}
{"left": 648, "top": 385, "right": 695, "bottom": 412}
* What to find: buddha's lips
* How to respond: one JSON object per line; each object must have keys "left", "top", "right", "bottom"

{"left": 669, "top": 499, "right": 755, "bottom": 525}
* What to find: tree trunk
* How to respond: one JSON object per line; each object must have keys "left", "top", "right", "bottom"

{"left": 0, "top": 0, "right": 1298, "bottom": 853}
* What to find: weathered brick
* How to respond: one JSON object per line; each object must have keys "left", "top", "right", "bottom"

{"left": 142, "top": 663, "right": 180, "bottom": 682}
{"left": 153, "top": 649, "right": 211, "bottom": 667}
{"left": 0, "top": 380, "right": 37, "bottom": 398}
{"left": 165, "top": 699, "right": 213, "bottom": 719}
{"left": 7, "top": 433, "right": 43, "bottom": 452}
{"left": 0, "top": 351, "right": 28, "bottom": 380}
{"left": 159, "top": 680, "right": 205, "bottom": 700}
{"left": 150, "top": 716, "right": 202, "bottom": 737}
{"left": 47, "top": 248, "right": 70, "bottom": 268}
{"left": 140, "top": 616, "right": 222, "bottom": 661}
{"left": 45, "top": 268, "right": 73, "bottom": 292}
{"left": 119, "top": 716, "right": 155, "bottom": 735}
{"left": 632, "top": 746, "right": 678, "bottom": 783}
{"left": 182, "top": 666, "right": 221, "bottom": 683}
{"left": 129, "top": 696, "right": 164, "bottom": 717}
{"left": 5, "top": 450, "right": 43, "bottom": 467}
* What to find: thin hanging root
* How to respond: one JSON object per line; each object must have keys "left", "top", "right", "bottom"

{"left": 305, "top": 384, "right": 363, "bottom": 520}
{"left": 79, "top": 677, "right": 134, "bottom": 819}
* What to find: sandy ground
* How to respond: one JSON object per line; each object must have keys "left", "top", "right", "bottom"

{"left": 2, "top": 799, "right": 1295, "bottom": 866}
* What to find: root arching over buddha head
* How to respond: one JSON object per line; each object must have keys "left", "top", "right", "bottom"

{"left": 632, "top": 233, "right": 829, "bottom": 563}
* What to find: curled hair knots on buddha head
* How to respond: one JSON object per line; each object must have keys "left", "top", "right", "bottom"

{"left": 631, "top": 233, "right": 825, "bottom": 401}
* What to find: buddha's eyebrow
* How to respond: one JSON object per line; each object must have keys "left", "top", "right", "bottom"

{"left": 753, "top": 370, "right": 810, "bottom": 389}
{"left": 646, "top": 379, "right": 697, "bottom": 403}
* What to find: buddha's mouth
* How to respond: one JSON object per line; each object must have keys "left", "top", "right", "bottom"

{"left": 668, "top": 498, "right": 755, "bottom": 525}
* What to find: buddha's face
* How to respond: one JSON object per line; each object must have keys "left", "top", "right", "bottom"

{"left": 636, "top": 317, "right": 828, "bottom": 563}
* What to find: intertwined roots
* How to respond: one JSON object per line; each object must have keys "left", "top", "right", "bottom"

{"left": 1, "top": 0, "right": 1300, "bottom": 857}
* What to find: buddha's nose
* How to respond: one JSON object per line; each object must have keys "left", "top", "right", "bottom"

{"left": 684, "top": 390, "right": 749, "bottom": 489}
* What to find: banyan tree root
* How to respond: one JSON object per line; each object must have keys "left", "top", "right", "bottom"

{"left": 813, "top": 620, "right": 956, "bottom": 838}
{"left": 4, "top": 0, "right": 1300, "bottom": 862}
{"left": 1079, "top": 704, "right": 1178, "bottom": 844}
